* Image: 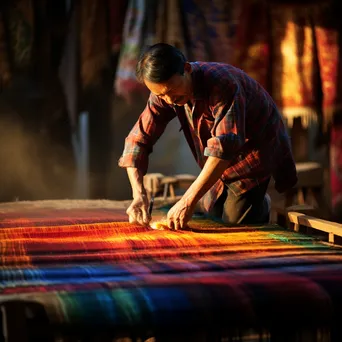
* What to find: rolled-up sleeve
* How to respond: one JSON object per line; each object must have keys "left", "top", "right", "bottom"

{"left": 204, "top": 89, "right": 246, "bottom": 160}
{"left": 118, "top": 94, "right": 176, "bottom": 175}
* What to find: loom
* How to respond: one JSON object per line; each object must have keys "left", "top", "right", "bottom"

{"left": 0, "top": 199, "right": 342, "bottom": 342}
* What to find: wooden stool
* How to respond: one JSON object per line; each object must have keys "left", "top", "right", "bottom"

{"left": 285, "top": 162, "right": 326, "bottom": 208}
{"left": 174, "top": 174, "right": 197, "bottom": 189}
{"left": 271, "top": 162, "right": 330, "bottom": 222}
{"left": 143, "top": 173, "right": 165, "bottom": 198}
{"left": 161, "top": 176, "right": 178, "bottom": 200}
{"left": 144, "top": 173, "right": 197, "bottom": 201}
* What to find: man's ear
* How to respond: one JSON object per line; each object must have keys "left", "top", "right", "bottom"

{"left": 184, "top": 62, "right": 192, "bottom": 74}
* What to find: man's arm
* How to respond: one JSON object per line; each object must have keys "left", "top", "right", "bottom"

{"left": 118, "top": 94, "right": 176, "bottom": 173}
{"left": 167, "top": 91, "right": 248, "bottom": 229}
{"left": 119, "top": 94, "right": 176, "bottom": 225}
{"left": 184, "top": 156, "right": 230, "bottom": 204}
{"left": 166, "top": 156, "right": 230, "bottom": 230}
{"left": 125, "top": 167, "right": 150, "bottom": 225}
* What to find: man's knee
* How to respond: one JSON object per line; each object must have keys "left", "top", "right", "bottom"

{"left": 221, "top": 204, "right": 251, "bottom": 225}
{"left": 221, "top": 194, "right": 271, "bottom": 225}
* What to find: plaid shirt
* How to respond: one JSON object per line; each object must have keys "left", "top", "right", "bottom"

{"left": 119, "top": 62, "right": 298, "bottom": 212}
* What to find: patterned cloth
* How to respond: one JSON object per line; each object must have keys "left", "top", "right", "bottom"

{"left": 181, "top": 0, "right": 238, "bottom": 63}
{"left": 80, "top": 0, "right": 111, "bottom": 90}
{"left": 270, "top": 0, "right": 342, "bottom": 130}
{"left": 155, "top": 0, "right": 185, "bottom": 52}
{"left": 114, "top": 0, "right": 158, "bottom": 102}
{"left": 330, "top": 122, "right": 342, "bottom": 222}
{"left": 0, "top": 0, "right": 34, "bottom": 87}
{"left": 233, "top": 0, "right": 270, "bottom": 90}
{"left": 109, "top": 0, "right": 128, "bottom": 55}
{"left": 6, "top": 0, "right": 34, "bottom": 69}
{"left": 0, "top": 11, "right": 11, "bottom": 88}
{"left": 119, "top": 62, "right": 297, "bottom": 213}
{"left": 0, "top": 200, "right": 342, "bottom": 340}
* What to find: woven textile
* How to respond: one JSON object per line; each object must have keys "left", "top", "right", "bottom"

{"left": 270, "top": 1, "right": 342, "bottom": 129}
{"left": 114, "top": 0, "right": 158, "bottom": 102}
{"left": 0, "top": 200, "right": 342, "bottom": 340}
{"left": 181, "top": 0, "right": 238, "bottom": 63}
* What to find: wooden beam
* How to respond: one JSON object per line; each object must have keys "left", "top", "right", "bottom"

{"left": 288, "top": 211, "right": 342, "bottom": 242}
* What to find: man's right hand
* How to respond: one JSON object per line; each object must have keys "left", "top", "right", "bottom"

{"left": 126, "top": 167, "right": 152, "bottom": 226}
{"left": 126, "top": 194, "right": 151, "bottom": 226}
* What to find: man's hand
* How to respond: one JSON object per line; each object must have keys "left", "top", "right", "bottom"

{"left": 167, "top": 198, "right": 195, "bottom": 230}
{"left": 126, "top": 167, "right": 151, "bottom": 226}
{"left": 126, "top": 193, "right": 151, "bottom": 226}
{"left": 166, "top": 156, "right": 231, "bottom": 230}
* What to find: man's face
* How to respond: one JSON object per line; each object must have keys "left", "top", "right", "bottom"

{"left": 144, "top": 63, "right": 193, "bottom": 106}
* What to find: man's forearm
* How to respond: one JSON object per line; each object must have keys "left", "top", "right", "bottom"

{"left": 182, "top": 156, "right": 230, "bottom": 204}
{"left": 127, "top": 167, "right": 146, "bottom": 198}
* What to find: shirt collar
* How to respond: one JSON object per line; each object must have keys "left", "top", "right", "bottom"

{"left": 190, "top": 62, "right": 206, "bottom": 100}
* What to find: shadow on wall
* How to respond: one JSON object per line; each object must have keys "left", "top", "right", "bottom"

{"left": 108, "top": 95, "right": 199, "bottom": 201}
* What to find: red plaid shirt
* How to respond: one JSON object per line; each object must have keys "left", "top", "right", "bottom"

{"left": 119, "top": 62, "right": 298, "bottom": 212}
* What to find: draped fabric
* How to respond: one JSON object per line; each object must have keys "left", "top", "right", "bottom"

{"left": 269, "top": 0, "right": 341, "bottom": 130}
{"left": 0, "top": 0, "right": 34, "bottom": 87}
{"left": 80, "top": 0, "right": 111, "bottom": 90}
{"left": 1, "top": 200, "right": 342, "bottom": 340}
{"left": 312, "top": 1, "right": 342, "bottom": 131}
{"left": 6, "top": 0, "right": 34, "bottom": 69}
{"left": 114, "top": 0, "right": 159, "bottom": 102}
{"left": 330, "top": 122, "right": 342, "bottom": 222}
{"left": 270, "top": 3, "right": 319, "bottom": 128}
{"left": 114, "top": 0, "right": 341, "bottom": 134}
{"left": 155, "top": 0, "right": 186, "bottom": 52}
{"left": 109, "top": 0, "right": 129, "bottom": 55}
{"left": 233, "top": 0, "right": 270, "bottom": 90}
{"left": 181, "top": 0, "right": 238, "bottom": 63}
{"left": 0, "top": 11, "right": 11, "bottom": 88}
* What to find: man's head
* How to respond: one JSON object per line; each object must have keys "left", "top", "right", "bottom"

{"left": 136, "top": 43, "right": 193, "bottom": 106}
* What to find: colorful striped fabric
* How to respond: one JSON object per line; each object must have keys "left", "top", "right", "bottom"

{"left": 0, "top": 200, "right": 342, "bottom": 341}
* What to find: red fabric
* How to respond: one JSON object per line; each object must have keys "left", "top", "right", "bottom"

{"left": 108, "top": 0, "right": 128, "bottom": 54}
{"left": 330, "top": 124, "right": 342, "bottom": 217}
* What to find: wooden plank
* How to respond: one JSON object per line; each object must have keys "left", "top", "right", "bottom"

{"left": 288, "top": 211, "right": 342, "bottom": 238}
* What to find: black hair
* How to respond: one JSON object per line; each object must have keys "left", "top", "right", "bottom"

{"left": 135, "top": 43, "right": 186, "bottom": 83}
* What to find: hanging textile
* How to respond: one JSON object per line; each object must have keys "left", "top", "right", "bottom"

{"left": 233, "top": 0, "right": 270, "bottom": 90}
{"left": 0, "top": 11, "right": 11, "bottom": 88}
{"left": 270, "top": 3, "right": 319, "bottom": 128}
{"left": 330, "top": 119, "right": 342, "bottom": 222}
{"left": 155, "top": 0, "right": 186, "bottom": 52}
{"left": 114, "top": 0, "right": 158, "bottom": 102}
{"left": 312, "top": 1, "right": 342, "bottom": 131}
{"left": 109, "top": 0, "right": 128, "bottom": 55}
{"left": 269, "top": 0, "right": 341, "bottom": 130}
{"left": 6, "top": 0, "right": 34, "bottom": 69}
{"left": 181, "top": 0, "right": 238, "bottom": 63}
{"left": 80, "top": 0, "right": 110, "bottom": 90}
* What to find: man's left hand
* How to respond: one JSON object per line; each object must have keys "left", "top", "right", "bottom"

{"left": 167, "top": 198, "right": 195, "bottom": 230}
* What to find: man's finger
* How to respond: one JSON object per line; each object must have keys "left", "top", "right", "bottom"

{"left": 174, "top": 220, "right": 180, "bottom": 231}
{"left": 135, "top": 210, "right": 144, "bottom": 226}
{"left": 129, "top": 214, "right": 137, "bottom": 224}
{"left": 141, "top": 209, "right": 150, "bottom": 226}
{"left": 167, "top": 217, "right": 175, "bottom": 230}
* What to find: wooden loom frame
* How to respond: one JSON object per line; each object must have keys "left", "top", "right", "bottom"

{"left": 288, "top": 211, "right": 342, "bottom": 245}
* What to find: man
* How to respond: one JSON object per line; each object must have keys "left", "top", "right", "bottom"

{"left": 118, "top": 43, "right": 297, "bottom": 230}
